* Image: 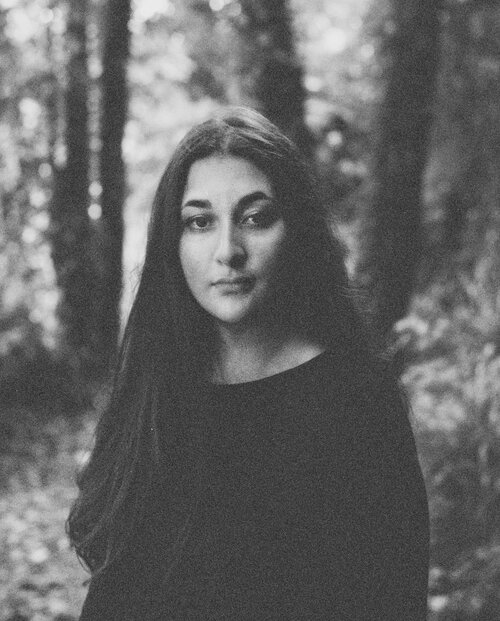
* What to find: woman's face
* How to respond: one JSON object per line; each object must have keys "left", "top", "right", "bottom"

{"left": 178, "top": 155, "right": 288, "bottom": 328}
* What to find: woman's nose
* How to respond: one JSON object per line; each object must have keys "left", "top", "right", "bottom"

{"left": 214, "top": 223, "right": 246, "bottom": 267}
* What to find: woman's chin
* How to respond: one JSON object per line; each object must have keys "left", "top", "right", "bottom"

{"left": 212, "top": 311, "right": 256, "bottom": 329}
{"left": 199, "top": 288, "right": 283, "bottom": 330}
{"left": 207, "top": 302, "right": 261, "bottom": 329}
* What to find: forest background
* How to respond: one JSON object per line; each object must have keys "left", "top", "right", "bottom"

{"left": 1, "top": 0, "right": 500, "bottom": 619}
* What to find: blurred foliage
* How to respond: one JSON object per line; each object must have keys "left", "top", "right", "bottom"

{"left": 0, "top": 407, "right": 97, "bottom": 620}
{"left": 397, "top": 230, "right": 500, "bottom": 619}
{"left": 1, "top": 0, "right": 500, "bottom": 619}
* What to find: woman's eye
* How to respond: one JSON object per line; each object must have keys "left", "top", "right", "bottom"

{"left": 243, "top": 210, "right": 278, "bottom": 228}
{"left": 184, "top": 215, "right": 211, "bottom": 230}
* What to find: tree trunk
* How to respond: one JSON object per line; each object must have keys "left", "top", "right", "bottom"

{"left": 50, "top": 0, "right": 93, "bottom": 367}
{"left": 96, "top": 0, "right": 131, "bottom": 369}
{"left": 357, "top": 0, "right": 441, "bottom": 339}
{"left": 235, "top": 0, "right": 312, "bottom": 154}
{"left": 431, "top": 2, "right": 477, "bottom": 274}
{"left": 440, "top": 2, "right": 500, "bottom": 271}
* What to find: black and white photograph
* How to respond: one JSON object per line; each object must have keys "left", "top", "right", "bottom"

{"left": 1, "top": 0, "right": 499, "bottom": 619}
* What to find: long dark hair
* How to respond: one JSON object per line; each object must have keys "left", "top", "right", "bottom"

{"left": 67, "top": 106, "right": 377, "bottom": 575}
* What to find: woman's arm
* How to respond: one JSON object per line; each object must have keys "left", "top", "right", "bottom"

{"left": 346, "top": 379, "right": 430, "bottom": 620}
{"left": 280, "top": 372, "right": 429, "bottom": 621}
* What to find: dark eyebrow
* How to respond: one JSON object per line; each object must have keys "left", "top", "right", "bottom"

{"left": 181, "top": 199, "right": 211, "bottom": 210}
{"left": 237, "top": 191, "right": 273, "bottom": 210}
{"left": 181, "top": 191, "right": 273, "bottom": 211}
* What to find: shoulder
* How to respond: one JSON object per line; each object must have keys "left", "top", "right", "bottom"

{"left": 313, "top": 347, "right": 402, "bottom": 407}
{"left": 296, "top": 349, "right": 409, "bottom": 443}
{"left": 317, "top": 350, "right": 418, "bottom": 454}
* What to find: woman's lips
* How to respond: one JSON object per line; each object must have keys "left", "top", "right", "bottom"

{"left": 212, "top": 277, "right": 254, "bottom": 292}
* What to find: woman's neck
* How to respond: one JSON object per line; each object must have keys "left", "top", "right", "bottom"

{"left": 212, "top": 322, "right": 325, "bottom": 384}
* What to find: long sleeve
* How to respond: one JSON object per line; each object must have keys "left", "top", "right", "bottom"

{"left": 78, "top": 525, "right": 168, "bottom": 621}
{"left": 275, "top": 370, "right": 429, "bottom": 621}
{"left": 79, "top": 563, "right": 135, "bottom": 621}
{"left": 330, "top": 376, "right": 429, "bottom": 620}
{"left": 79, "top": 557, "right": 155, "bottom": 621}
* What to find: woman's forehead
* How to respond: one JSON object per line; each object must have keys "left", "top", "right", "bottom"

{"left": 182, "top": 155, "right": 274, "bottom": 203}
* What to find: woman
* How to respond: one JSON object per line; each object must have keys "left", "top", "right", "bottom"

{"left": 69, "top": 107, "right": 429, "bottom": 620}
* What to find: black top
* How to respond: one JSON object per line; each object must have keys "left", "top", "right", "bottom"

{"left": 79, "top": 350, "right": 429, "bottom": 620}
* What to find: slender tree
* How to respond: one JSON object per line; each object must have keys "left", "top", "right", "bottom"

{"left": 438, "top": 1, "right": 500, "bottom": 270}
{"left": 96, "top": 0, "right": 132, "bottom": 369}
{"left": 428, "top": 1, "right": 477, "bottom": 274}
{"left": 235, "top": 0, "right": 311, "bottom": 153}
{"left": 357, "top": 0, "right": 442, "bottom": 339}
{"left": 50, "top": 0, "right": 94, "bottom": 366}
{"left": 179, "top": 0, "right": 310, "bottom": 152}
